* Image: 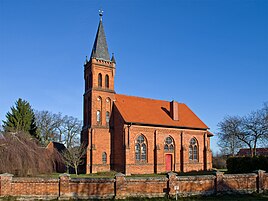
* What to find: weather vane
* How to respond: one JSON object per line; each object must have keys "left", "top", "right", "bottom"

{"left": 99, "top": 9, "right": 103, "bottom": 21}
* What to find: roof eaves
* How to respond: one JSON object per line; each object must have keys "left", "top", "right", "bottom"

{"left": 124, "top": 121, "right": 208, "bottom": 131}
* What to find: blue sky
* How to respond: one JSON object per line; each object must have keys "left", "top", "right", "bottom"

{"left": 1, "top": 0, "right": 267, "bottom": 153}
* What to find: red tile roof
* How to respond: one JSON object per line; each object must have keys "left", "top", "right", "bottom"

{"left": 115, "top": 94, "right": 209, "bottom": 130}
{"left": 237, "top": 148, "right": 268, "bottom": 156}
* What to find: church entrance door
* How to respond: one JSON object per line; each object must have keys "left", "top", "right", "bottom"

{"left": 165, "top": 154, "right": 172, "bottom": 171}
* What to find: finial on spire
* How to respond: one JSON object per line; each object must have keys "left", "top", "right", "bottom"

{"left": 99, "top": 9, "right": 103, "bottom": 21}
{"left": 111, "top": 53, "right": 116, "bottom": 63}
{"left": 84, "top": 56, "right": 88, "bottom": 65}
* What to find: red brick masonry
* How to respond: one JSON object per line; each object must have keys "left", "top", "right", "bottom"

{"left": 0, "top": 171, "right": 267, "bottom": 200}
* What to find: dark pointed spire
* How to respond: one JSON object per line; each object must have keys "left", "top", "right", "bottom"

{"left": 90, "top": 10, "right": 110, "bottom": 61}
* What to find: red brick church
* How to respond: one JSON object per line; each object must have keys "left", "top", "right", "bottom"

{"left": 81, "top": 13, "right": 213, "bottom": 175}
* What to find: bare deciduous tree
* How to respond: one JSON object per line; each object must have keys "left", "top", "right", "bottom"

{"left": 217, "top": 116, "right": 243, "bottom": 156}
{"left": 62, "top": 144, "right": 86, "bottom": 175}
{"left": 35, "top": 111, "right": 59, "bottom": 145}
{"left": 35, "top": 111, "right": 82, "bottom": 148}
{"left": 62, "top": 116, "right": 81, "bottom": 148}
{"left": 240, "top": 108, "right": 268, "bottom": 156}
{"left": 218, "top": 102, "right": 268, "bottom": 156}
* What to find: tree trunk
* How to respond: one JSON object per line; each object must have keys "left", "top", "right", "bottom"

{"left": 253, "top": 144, "right": 257, "bottom": 157}
{"left": 250, "top": 147, "right": 253, "bottom": 157}
{"left": 74, "top": 164, "right": 78, "bottom": 175}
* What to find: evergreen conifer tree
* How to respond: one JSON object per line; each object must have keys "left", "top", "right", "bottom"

{"left": 2, "top": 98, "right": 39, "bottom": 139}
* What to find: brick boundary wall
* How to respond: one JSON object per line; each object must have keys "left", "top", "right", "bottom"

{"left": 0, "top": 171, "right": 267, "bottom": 200}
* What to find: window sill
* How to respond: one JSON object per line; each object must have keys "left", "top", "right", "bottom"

{"left": 135, "top": 161, "right": 147, "bottom": 164}
{"left": 189, "top": 160, "right": 199, "bottom": 163}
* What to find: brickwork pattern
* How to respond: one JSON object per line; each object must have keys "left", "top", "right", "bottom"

{"left": 112, "top": 122, "right": 212, "bottom": 175}
{"left": 0, "top": 171, "right": 267, "bottom": 200}
{"left": 169, "top": 174, "right": 215, "bottom": 196}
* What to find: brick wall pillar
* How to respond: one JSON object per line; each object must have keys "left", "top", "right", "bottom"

{"left": 0, "top": 173, "right": 13, "bottom": 196}
{"left": 167, "top": 172, "right": 177, "bottom": 197}
{"left": 215, "top": 171, "right": 224, "bottom": 194}
{"left": 256, "top": 170, "right": 266, "bottom": 193}
{"left": 59, "top": 173, "right": 71, "bottom": 199}
{"left": 115, "top": 173, "right": 126, "bottom": 199}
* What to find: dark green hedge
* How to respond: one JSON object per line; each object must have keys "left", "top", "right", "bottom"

{"left": 227, "top": 156, "right": 268, "bottom": 173}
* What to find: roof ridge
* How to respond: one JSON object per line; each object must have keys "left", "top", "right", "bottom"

{"left": 116, "top": 93, "right": 184, "bottom": 104}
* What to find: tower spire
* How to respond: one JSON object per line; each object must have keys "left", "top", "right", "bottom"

{"left": 90, "top": 10, "right": 110, "bottom": 61}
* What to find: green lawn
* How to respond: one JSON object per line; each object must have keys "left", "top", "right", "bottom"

{"left": 37, "top": 170, "right": 217, "bottom": 179}
{"left": 29, "top": 169, "right": 232, "bottom": 179}
{"left": 37, "top": 171, "right": 118, "bottom": 179}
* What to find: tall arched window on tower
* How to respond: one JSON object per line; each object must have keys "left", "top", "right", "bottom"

{"left": 98, "top": 73, "right": 102, "bottom": 87}
{"left": 105, "top": 75, "right": 109, "bottom": 89}
{"left": 97, "top": 110, "right": 101, "bottom": 124}
{"left": 135, "top": 135, "right": 147, "bottom": 162}
{"left": 102, "top": 152, "right": 107, "bottom": 164}
{"left": 106, "top": 111, "right": 110, "bottom": 124}
{"left": 189, "top": 138, "right": 198, "bottom": 161}
{"left": 164, "top": 136, "right": 174, "bottom": 152}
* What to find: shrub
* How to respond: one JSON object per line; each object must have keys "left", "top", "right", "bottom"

{"left": 212, "top": 155, "right": 227, "bottom": 169}
{"left": 227, "top": 156, "right": 268, "bottom": 173}
{"left": 0, "top": 132, "right": 61, "bottom": 176}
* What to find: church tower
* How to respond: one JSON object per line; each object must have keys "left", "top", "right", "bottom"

{"left": 81, "top": 12, "right": 116, "bottom": 173}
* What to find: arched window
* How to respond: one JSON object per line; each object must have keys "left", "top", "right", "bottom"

{"left": 106, "top": 111, "right": 110, "bottom": 124}
{"left": 164, "top": 144, "right": 169, "bottom": 151}
{"left": 97, "top": 110, "right": 101, "bottom": 123}
{"left": 135, "top": 144, "right": 141, "bottom": 160}
{"left": 164, "top": 136, "right": 174, "bottom": 152}
{"left": 102, "top": 152, "right": 107, "bottom": 164}
{"left": 98, "top": 73, "right": 102, "bottom": 87}
{"left": 135, "top": 135, "right": 147, "bottom": 162}
{"left": 170, "top": 144, "right": 174, "bottom": 151}
{"left": 105, "top": 75, "right": 109, "bottom": 88}
{"left": 189, "top": 138, "right": 198, "bottom": 161}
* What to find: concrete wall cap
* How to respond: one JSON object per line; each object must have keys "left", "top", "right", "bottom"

{"left": 213, "top": 171, "right": 224, "bottom": 176}
{"left": 125, "top": 177, "right": 168, "bottom": 182}
{"left": 115, "top": 173, "right": 125, "bottom": 177}
{"left": 0, "top": 173, "right": 14, "bottom": 177}
{"left": 223, "top": 173, "right": 257, "bottom": 178}
{"left": 253, "top": 170, "right": 266, "bottom": 173}
{"left": 71, "top": 178, "right": 115, "bottom": 183}
{"left": 59, "top": 173, "right": 71, "bottom": 177}
{"left": 167, "top": 172, "right": 177, "bottom": 177}
{"left": 177, "top": 175, "right": 215, "bottom": 181}
{"left": 13, "top": 178, "right": 58, "bottom": 183}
